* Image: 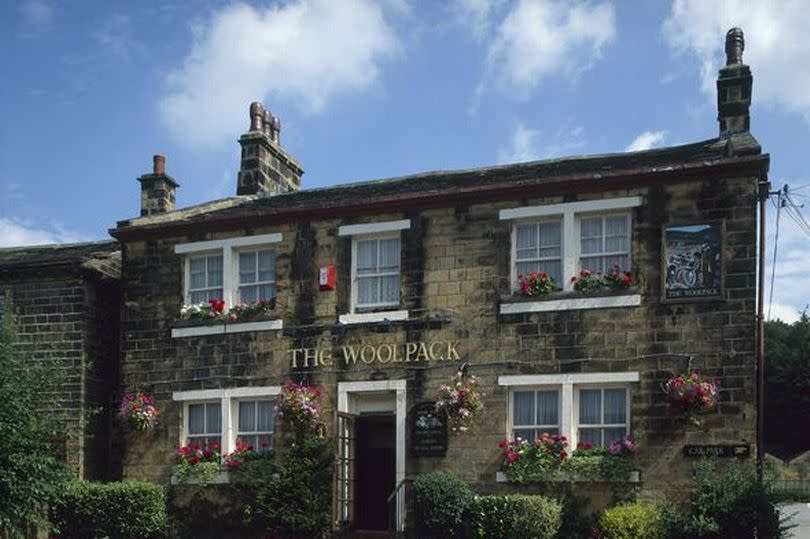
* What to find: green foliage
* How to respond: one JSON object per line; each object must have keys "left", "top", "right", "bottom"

{"left": 663, "top": 459, "right": 793, "bottom": 539}
{"left": 254, "top": 435, "right": 332, "bottom": 539}
{"left": 171, "top": 461, "right": 221, "bottom": 486}
{"left": 412, "top": 472, "right": 473, "bottom": 538}
{"left": 50, "top": 480, "right": 166, "bottom": 539}
{"left": 555, "top": 493, "right": 597, "bottom": 539}
{"left": 469, "top": 494, "right": 562, "bottom": 539}
{"left": 598, "top": 502, "right": 664, "bottom": 539}
{"left": 0, "top": 313, "right": 70, "bottom": 537}
{"left": 765, "top": 316, "right": 810, "bottom": 457}
{"left": 165, "top": 484, "right": 260, "bottom": 539}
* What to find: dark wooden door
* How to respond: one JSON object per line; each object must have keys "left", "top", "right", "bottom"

{"left": 353, "top": 414, "right": 395, "bottom": 532}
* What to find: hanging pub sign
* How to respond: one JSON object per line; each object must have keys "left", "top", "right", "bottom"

{"left": 683, "top": 444, "right": 751, "bottom": 458}
{"left": 411, "top": 402, "right": 447, "bottom": 457}
{"left": 662, "top": 222, "right": 724, "bottom": 302}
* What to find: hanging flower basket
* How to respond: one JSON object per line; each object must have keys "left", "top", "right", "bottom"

{"left": 118, "top": 392, "right": 159, "bottom": 431}
{"left": 276, "top": 382, "right": 323, "bottom": 436}
{"left": 435, "top": 370, "right": 484, "bottom": 434}
{"left": 664, "top": 371, "right": 719, "bottom": 426}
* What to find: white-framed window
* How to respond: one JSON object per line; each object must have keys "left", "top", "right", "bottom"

{"left": 511, "top": 389, "right": 560, "bottom": 441}
{"left": 237, "top": 249, "right": 276, "bottom": 303}
{"left": 500, "top": 372, "right": 638, "bottom": 449}
{"left": 337, "top": 219, "right": 410, "bottom": 324}
{"left": 236, "top": 399, "right": 275, "bottom": 452}
{"left": 175, "top": 233, "right": 282, "bottom": 307}
{"left": 186, "top": 401, "right": 222, "bottom": 447}
{"left": 501, "top": 197, "right": 641, "bottom": 293}
{"left": 173, "top": 386, "right": 281, "bottom": 456}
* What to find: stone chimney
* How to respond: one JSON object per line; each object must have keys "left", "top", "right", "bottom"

{"left": 137, "top": 155, "right": 178, "bottom": 216}
{"left": 717, "top": 27, "right": 753, "bottom": 137}
{"left": 237, "top": 101, "right": 303, "bottom": 196}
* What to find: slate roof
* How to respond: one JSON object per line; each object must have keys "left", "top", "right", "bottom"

{"left": 0, "top": 240, "right": 120, "bottom": 278}
{"left": 112, "top": 133, "right": 767, "bottom": 238}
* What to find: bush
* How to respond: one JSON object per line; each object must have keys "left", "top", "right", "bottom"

{"left": 666, "top": 459, "right": 793, "bottom": 539}
{"left": 412, "top": 472, "right": 473, "bottom": 538}
{"left": 50, "top": 480, "right": 166, "bottom": 539}
{"left": 165, "top": 484, "right": 261, "bottom": 539}
{"left": 469, "top": 494, "right": 562, "bottom": 539}
{"left": 598, "top": 502, "right": 663, "bottom": 539}
{"left": 254, "top": 435, "right": 332, "bottom": 539}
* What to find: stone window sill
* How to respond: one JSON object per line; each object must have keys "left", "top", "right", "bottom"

{"left": 338, "top": 310, "right": 409, "bottom": 325}
{"left": 495, "top": 470, "right": 640, "bottom": 483}
{"left": 499, "top": 289, "right": 641, "bottom": 315}
{"left": 170, "top": 470, "right": 230, "bottom": 485}
{"left": 171, "top": 318, "right": 283, "bottom": 338}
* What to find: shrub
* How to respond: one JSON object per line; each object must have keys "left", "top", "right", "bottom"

{"left": 469, "top": 494, "right": 562, "bottom": 539}
{"left": 598, "top": 502, "right": 663, "bottom": 539}
{"left": 672, "top": 459, "right": 792, "bottom": 539}
{"left": 412, "top": 472, "right": 473, "bottom": 538}
{"left": 50, "top": 480, "right": 166, "bottom": 539}
{"left": 254, "top": 435, "right": 332, "bottom": 539}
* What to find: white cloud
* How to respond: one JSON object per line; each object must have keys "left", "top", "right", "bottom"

{"left": 497, "top": 124, "right": 585, "bottom": 164}
{"left": 0, "top": 218, "right": 87, "bottom": 247}
{"left": 625, "top": 130, "right": 667, "bottom": 152}
{"left": 450, "top": 0, "right": 505, "bottom": 38}
{"left": 159, "top": 0, "right": 400, "bottom": 148}
{"left": 767, "top": 302, "right": 802, "bottom": 324}
{"left": 20, "top": 0, "right": 53, "bottom": 27}
{"left": 93, "top": 14, "right": 145, "bottom": 61}
{"left": 482, "top": 0, "right": 615, "bottom": 96}
{"left": 663, "top": 0, "right": 810, "bottom": 122}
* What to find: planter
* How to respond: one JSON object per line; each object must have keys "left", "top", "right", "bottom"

{"left": 501, "top": 286, "right": 640, "bottom": 305}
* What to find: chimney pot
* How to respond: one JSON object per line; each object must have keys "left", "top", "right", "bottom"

{"left": 249, "top": 101, "right": 265, "bottom": 132}
{"left": 725, "top": 27, "right": 745, "bottom": 65}
{"left": 153, "top": 154, "right": 165, "bottom": 175}
{"left": 717, "top": 27, "right": 753, "bottom": 137}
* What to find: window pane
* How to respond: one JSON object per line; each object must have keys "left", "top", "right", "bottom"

{"left": 239, "top": 435, "right": 258, "bottom": 450}
{"left": 258, "top": 284, "right": 275, "bottom": 301}
{"left": 515, "top": 225, "right": 537, "bottom": 255}
{"left": 579, "top": 428, "right": 602, "bottom": 447}
{"left": 581, "top": 256, "right": 605, "bottom": 273}
{"left": 357, "top": 277, "right": 377, "bottom": 305}
{"left": 357, "top": 240, "right": 377, "bottom": 272}
{"left": 579, "top": 390, "right": 601, "bottom": 425}
{"left": 537, "top": 391, "right": 559, "bottom": 425}
{"left": 257, "top": 401, "right": 274, "bottom": 432}
{"left": 604, "top": 428, "right": 627, "bottom": 446}
{"left": 239, "top": 252, "right": 257, "bottom": 284}
{"left": 538, "top": 222, "right": 561, "bottom": 258}
{"left": 581, "top": 238, "right": 602, "bottom": 255}
{"left": 258, "top": 434, "right": 273, "bottom": 451}
{"left": 239, "top": 285, "right": 258, "bottom": 303}
{"left": 190, "top": 290, "right": 208, "bottom": 304}
{"left": 190, "top": 258, "right": 206, "bottom": 289}
{"left": 258, "top": 251, "right": 275, "bottom": 281}
{"left": 605, "top": 215, "right": 627, "bottom": 236}
{"left": 188, "top": 404, "right": 205, "bottom": 434}
{"left": 581, "top": 217, "right": 602, "bottom": 238}
{"left": 239, "top": 401, "right": 257, "bottom": 432}
{"left": 380, "top": 275, "right": 399, "bottom": 303}
{"left": 205, "top": 403, "right": 222, "bottom": 434}
{"left": 604, "top": 389, "right": 627, "bottom": 424}
{"left": 207, "top": 256, "right": 223, "bottom": 287}
{"left": 378, "top": 239, "right": 399, "bottom": 271}
{"left": 513, "top": 391, "right": 535, "bottom": 426}
{"left": 513, "top": 428, "right": 535, "bottom": 442}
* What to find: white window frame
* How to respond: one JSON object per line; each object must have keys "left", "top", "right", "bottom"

{"left": 338, "top": 219, "right": 410, "bottom": 324}
{"left": 173, "top": 386, "right": 281, "bottom": 457}
{"left": 175, "top": 233, "right": 282, "bottom": 308}
{"left": 234, "top": 398, "right": 276, "bottom": 452}
{"left": 509, "top": 388, "right": 561, "bottom": 441}
{"left": 184, "top": 400, "right": 223, "bottom": 448}
{"left": 513, "top": 218, "right": 564, "bottom": 287}
{"left": 186, "top": 252, "right": 225, "bottom": 305}
{"left": 499, "top": 372, "right": 638, "bottom": 450}
{"left": 235, "top": 247, "right": 277, "bottom": 304}
{"left": 577, "top": 212, "right": 632, "bottom": 274}
{"left": 501, "top": 197, "right": 641, "bottom": 293}
{"left": 574, "top": 385, "right": 631, "bottom": 448}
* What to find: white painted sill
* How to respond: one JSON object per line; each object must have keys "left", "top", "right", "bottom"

{"left": 171, "top": 319, "right": 283, "bottom": 338}
{"left": 495, "top": 470, "right": 640, "bottom": 483}
{"left": 170, "top": 470, "right": 230, "bottom": 485}
{"left": 499, "top": 294, "right": 641, "bottom": 315}
{"left": 338, "top": 310, "right": 409, "bottom": 325}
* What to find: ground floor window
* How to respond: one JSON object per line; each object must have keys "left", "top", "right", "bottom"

{"left": 500, "top": 372, "right": 638, "bottom": 448}
{"left": 173, "top": 386, "right": 281, "bottom": 456}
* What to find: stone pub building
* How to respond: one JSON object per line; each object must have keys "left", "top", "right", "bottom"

{"left": 0, "top": 29, "right": 767, "bottom": 536}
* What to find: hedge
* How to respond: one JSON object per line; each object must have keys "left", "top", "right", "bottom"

{"left": 50, "top": 480, "right": 166, "bottom": 539}
{"left": 598, "top": 502, "right": 664, "bottom": 539}
{"left": 469, "top": 494, "right": 562, "bottom": 539}
{"left": 412, "top": 472, "right": 473, "bottom": 538}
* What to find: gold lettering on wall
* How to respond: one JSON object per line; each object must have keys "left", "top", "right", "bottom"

{"left": 288, "top": 341, "right": 462, "bottom": 369}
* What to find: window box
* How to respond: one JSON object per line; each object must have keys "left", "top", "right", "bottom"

{"left": 495, "top": 465, "right": 640, "bottom": 484}
{"left": 499, "top": 287, "right": 641, "bottom": 315}
{"left": 171, "top": 315, "right": 283, "bottom": 338}
{"left": 170, "top": 469, "right": 230, "bottom": 486}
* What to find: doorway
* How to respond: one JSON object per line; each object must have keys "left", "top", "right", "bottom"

{"left": 354, "top": 414, "right": 395, "bottom": 531}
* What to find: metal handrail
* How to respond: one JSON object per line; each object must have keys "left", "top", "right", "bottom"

{"left": 387, "top": 476, "right": 415, "bottom": 536}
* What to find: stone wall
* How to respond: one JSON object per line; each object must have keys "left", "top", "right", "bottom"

{"left": 119, "top": 175, "right": 758, "bottom": 499}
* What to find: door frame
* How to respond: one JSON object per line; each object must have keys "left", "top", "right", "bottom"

{"left": 337, "top": 379, "right": 407, "bottom": 531}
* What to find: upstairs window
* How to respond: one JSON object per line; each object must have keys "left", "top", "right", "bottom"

{"left": 186, "top": 402, "right": 222, "bottom": 448}
{"left": 578, "top": 388, "right": 628, "bottom": 448}
{"left": 515, "top": 220, "right": 562, "bottom": 285}
{"left": 188, "top": 254, "right": 224, "bottom": 304}
{"left": 579, "top": 214, "right": 630, "bottom": 273}
{"left": 512, "top": 389, "right": 560, "bottom": 441}
{"left": 356, "top": 237, "right": 400, "bottom": 309}
{"left": 238, "top": 250, "right": 276, "bottom": 303}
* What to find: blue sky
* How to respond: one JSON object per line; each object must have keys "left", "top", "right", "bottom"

{"left": 0, "top": 0, "right": 808, "bottom": 321}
